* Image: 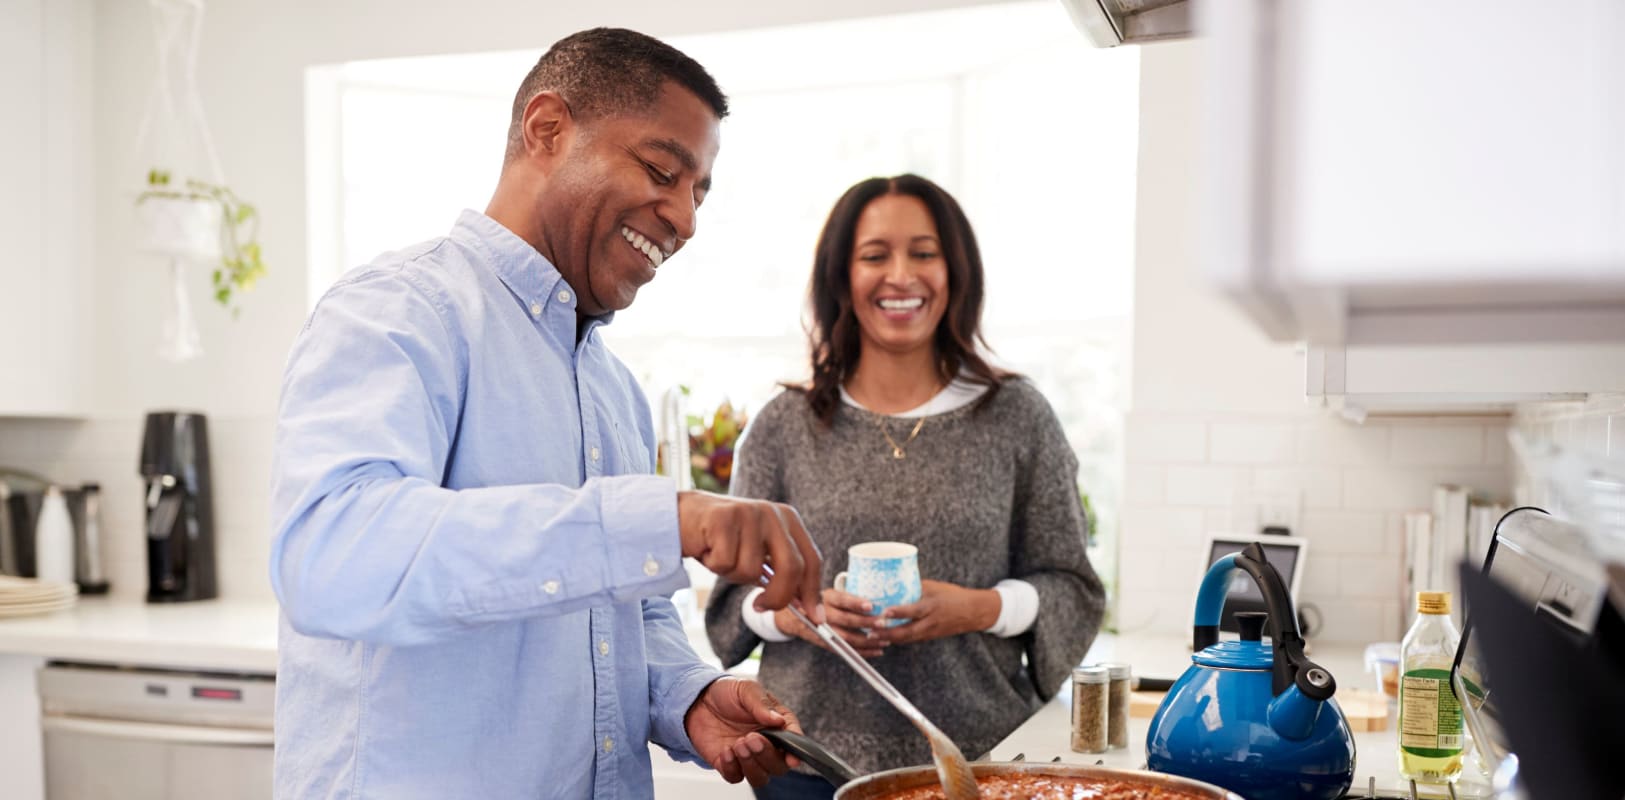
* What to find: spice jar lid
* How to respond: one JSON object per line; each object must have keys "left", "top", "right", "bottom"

{"left": 1072, "top": 665, "right": 1109, "bottom": 684}
{"left": 1098, "top": 662, "right": 1131, "bottom": 680}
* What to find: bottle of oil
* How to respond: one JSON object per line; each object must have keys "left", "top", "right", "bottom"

{"left": 1398, "top": 591, "right": 1464, "bottom": 783}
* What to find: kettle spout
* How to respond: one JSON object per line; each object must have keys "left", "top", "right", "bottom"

{"left": 1267, "top": 684, "right": 1324, "bottom": 741}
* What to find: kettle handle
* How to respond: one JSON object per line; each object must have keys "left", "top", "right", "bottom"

{"left": 1193, "top": 542, "right": 1335, "bottom": 701}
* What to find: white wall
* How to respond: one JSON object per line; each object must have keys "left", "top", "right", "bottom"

{"left": 1119, "top": 40, "right": 1512, "bottom": 644}
{"left": 0, "top": 0, "right": 1032, "bottom": 602}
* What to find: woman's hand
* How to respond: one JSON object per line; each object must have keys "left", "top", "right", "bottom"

{"left": 870, "top": 580, "right": 1002, "bottom": 646}
{"left": 774, "top": 588, "right": 887, "bottom": 658}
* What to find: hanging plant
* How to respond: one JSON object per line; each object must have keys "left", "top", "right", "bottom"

{"left": 137, "top": 168, "right": 265, "bottom": 314}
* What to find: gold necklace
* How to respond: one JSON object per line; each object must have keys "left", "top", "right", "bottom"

{"left": 878, "top": 417, "right": 926, "bottom": 460}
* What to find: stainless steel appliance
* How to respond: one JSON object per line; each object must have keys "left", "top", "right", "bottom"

{"left": 38, "top": 662, "right": 273, "bottom": 799}
{"left": 71, "top": 483, "right": 109, "bottom": 594}
{"left": 140, "top": 411, "right": 217, "bottom": 602}
{"left": 1, "top": 470, "right": 108, "bottom": 592}
{"left": 1455, "top": 507, "right": 1625, "bottom": 800}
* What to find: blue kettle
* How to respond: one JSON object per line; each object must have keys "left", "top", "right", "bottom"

{"left": 1145, "top": 542, "right": 1355, "bottom": 800}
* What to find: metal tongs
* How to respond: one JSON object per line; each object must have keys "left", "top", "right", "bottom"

{"left": 760, "top": 566, "right": 980, "bottom": 799}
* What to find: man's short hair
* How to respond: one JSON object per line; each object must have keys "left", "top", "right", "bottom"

{"left": 504, "top": 28, "right": 728, "bottom": 163}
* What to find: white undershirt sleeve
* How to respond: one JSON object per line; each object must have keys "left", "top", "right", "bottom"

{"left": 985, "top": 579, "right": 1040, "bottom": 637}
{"left": 740, "top": 587, "right": 794, "bottom": 642}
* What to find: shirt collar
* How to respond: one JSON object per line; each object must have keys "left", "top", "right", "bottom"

{"left": 451, "top": 209, "right": 618, "bottom": 334}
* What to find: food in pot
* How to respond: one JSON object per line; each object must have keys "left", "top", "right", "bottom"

{"left": 878, "top": 774, "right": 1212, "bottom": 800}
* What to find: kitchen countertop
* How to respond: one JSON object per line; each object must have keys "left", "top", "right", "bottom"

{"left": 0, "top": 596, "right": 741, "bottom": 677}
{"left": 991, "top": 634, "right": 1494, "bottom": 799}
{"left": 0, "top": 596, "right": 279, "bottom": 673}
{"left": 0, "top": 602, "right": 1496, "bottom": 797}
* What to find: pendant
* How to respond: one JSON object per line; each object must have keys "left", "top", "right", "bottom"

{"left": 893, "top": 447, "right": 906, "bottom": 459}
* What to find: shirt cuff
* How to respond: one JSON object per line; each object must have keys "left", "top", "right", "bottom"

{"left": 600, "top": 475, "right": 687, "bottom": 601}
{"left": 649, "top": 667, "right": 728, "bottom": 765}
{"left": 741, "top": 587, "right": 793, "bottom": 643}
{"left": 985, "top": 579, "right": 1039, "bottom": 638}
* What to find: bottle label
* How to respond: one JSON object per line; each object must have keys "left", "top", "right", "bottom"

{"left": 1400, "top": 668, "right": 1463, "bottom": 756}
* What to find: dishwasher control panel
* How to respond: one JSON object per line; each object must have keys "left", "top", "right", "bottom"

{"left": 39, "top": 661, "right": 274, "bottom": 729}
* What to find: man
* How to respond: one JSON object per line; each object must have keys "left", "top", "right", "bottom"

{"left": 269, "top": 28, "right": 823, "bottom": 798}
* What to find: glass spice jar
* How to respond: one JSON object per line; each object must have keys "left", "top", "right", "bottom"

{"left": 1100, "top": 662, "right": 1132, "bottom": 749}
{"left": 1071, "top": 665, "right": 1109, "bottom": 753}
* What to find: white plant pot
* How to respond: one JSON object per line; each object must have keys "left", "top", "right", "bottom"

{"left": 137, "top": 195, "right": 223, "bottom": 262}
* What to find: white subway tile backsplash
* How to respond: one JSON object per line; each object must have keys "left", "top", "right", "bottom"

{"left": 1114, "top": 588, "right": 1185, "bottom": 636}
{"left": 1297, "top": 422, "right": 1389, "bottom": 466}
{"left": 1389, "top": 425, "right": 1486, "bottom": 466}
{"left": 1298, "top": 510, "right": 1386, "bottom": 555}
{"left": 1300, "top": 552, "right": 1341, "bottom": 597}
{"left": 1125, "top": 417, "right": 1207, "bottom": 464}
{"left": 1165, "top": 465, "right": 1247, "bottom": 507}
{"left": 1123, "top": 462, "right": 1166, "bottom": 506}
{"left": 1611, "top": 415, "right": 1622, "bottom": 457}
{"left": 1313, "top": 598, "right": 1391, "bottom": 644}
{"left": 1251, "top": 466, "right": 1342, "bottom": 509}
{"left": 1118, "top": 507, "right": 1206, "bottom": 553}
{"left": 1118, "top": 407, "right": 1526, "bottom": 636}
{"left": 1208, "top": 422, "right": 1296, "bottom": 465}
{"left": 1117, "top": 551, "right": 1192, "bottom": 592}
{"left": 1341, "top": 467, "right": 1509, "bottom": 511}
{"left": 1336, "top": 556, "right": 1401, "bottom": 599}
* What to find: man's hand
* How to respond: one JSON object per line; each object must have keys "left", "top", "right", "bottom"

{"left": 775, "top": 588, "right": 886, "bottom": 658}
{"left": 685, "top": 677, "right": 804, "bottom": 787}
{"left": 870, "top": 580, "right": 1001, "bottom": 646}
{"left": 678, "top": 491, "right": 824, "bottom": 622}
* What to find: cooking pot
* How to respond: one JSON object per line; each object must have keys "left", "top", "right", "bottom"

{"left": 761, "top": 729, "right": 1245, "bottom": 800}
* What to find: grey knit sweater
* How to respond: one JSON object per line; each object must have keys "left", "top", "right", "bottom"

{"left": 704, "top": 379, "right": 1105, "bottom": 775}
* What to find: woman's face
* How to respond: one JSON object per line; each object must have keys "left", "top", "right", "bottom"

{"left": 847, "top": 193, "right": 949, "bottom": 361}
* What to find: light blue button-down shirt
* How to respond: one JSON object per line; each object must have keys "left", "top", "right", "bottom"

{"left": 270, "top": 210, "right": 724, "bottom": 799}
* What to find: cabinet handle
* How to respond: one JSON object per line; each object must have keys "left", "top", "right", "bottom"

{"left": 42, "top": 715, "right": 273, "bottom": 747}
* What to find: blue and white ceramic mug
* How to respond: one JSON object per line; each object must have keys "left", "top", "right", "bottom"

{"left": 834, "top": 541, "right": 922, "bottom": 627}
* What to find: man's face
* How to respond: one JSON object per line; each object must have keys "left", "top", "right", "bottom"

{"left": 542, "top": 82, "right": 721, "bottom": 317}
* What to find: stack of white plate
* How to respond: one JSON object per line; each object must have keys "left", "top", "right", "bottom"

{"left": 0, "top": 575, "right": 78, "bottom": 618}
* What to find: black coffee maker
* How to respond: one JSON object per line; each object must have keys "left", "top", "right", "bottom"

{"left": 140, "top": 411, "right": 217, "bottom": 602}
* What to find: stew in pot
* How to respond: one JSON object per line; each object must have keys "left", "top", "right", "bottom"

{"left": 878, "top": 774, "right": 1213, "bottom": 800}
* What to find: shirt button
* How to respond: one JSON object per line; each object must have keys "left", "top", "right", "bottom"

{"left": 541, "top": 580, "right": 560, "bottom": 594}
{"left": 557, "top": 289, "right": 571, "bottom": 304}
{"left": 529, "top": 301, "right": 542, "bottom": 317}
{"left": 643, "top": 558, "right": 660, "bottom": 577}
{"left": 603, "top": 736, "right": 614, "bottom": 752}
{"left": 589, "top": 446, "right": 601, "bottom": 462}
{"left": 598, "top": 640, "right": 609, "bottom": 656}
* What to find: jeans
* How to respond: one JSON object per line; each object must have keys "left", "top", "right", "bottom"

{"left": 752, "top": 770, "right": 838, "bottom": 800}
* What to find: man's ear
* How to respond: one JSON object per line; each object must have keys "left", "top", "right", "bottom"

{"left": 520, "top": 91, "right": 572, "bottom": 159}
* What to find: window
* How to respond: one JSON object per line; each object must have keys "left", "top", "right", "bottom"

{"left": 306, "top": 2, "right": 1138, "bottom": 622}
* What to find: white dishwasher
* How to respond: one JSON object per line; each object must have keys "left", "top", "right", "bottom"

{"left": 37, "top": 662, "right": 274, "bottom": 799}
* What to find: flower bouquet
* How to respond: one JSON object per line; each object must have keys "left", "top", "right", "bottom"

{"left": 688, "top": 401, "right": 747, "bottom": 494}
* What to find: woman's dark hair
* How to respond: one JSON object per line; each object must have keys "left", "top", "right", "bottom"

{"left": 799, "top": 174, "right": 1011, "bottom": 425}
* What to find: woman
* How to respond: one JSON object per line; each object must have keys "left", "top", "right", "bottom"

{"left": 705, "top": 174, "right": 1105, "bottom": 800}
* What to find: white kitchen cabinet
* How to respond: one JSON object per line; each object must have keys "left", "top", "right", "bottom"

{"left": 1200, "top": 0, "right": 1625, "bottom": 410}
{"left": 0, "top": 0, "right": 92, "bottom": 417}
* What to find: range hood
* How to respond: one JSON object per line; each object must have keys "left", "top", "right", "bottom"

{"left": 1060, "top": 0, "right": 1192, "bottom": 47}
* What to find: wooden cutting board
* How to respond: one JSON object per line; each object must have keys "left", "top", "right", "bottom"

{"left": 1130, "top": 687, "right": 1391, "bottom": 732}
